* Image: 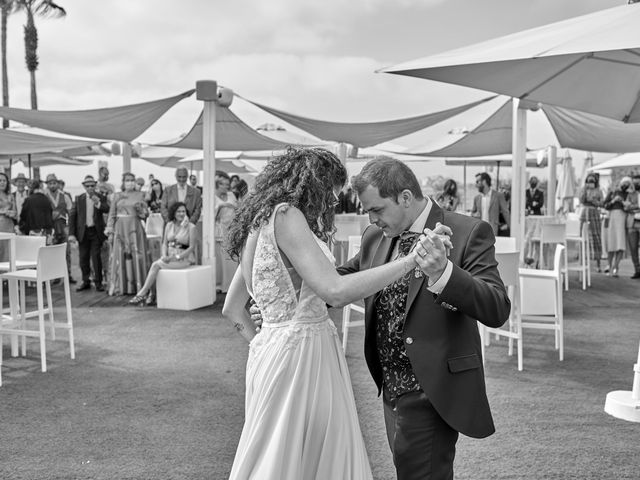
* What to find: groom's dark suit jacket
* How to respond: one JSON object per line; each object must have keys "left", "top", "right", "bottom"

{"left": 337, "top": 201, "right": 510, "bottom": 439}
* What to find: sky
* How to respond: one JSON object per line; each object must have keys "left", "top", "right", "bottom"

{"left": 2, "top": 0, "right": 627, "bottom": 192}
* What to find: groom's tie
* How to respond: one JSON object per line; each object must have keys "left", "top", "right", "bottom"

{"left": 375, "top": 231, "right": 422, "bottom": 400}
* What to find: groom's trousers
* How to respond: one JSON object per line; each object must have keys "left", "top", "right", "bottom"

{"left": 383, "top": 390, "right": 458, "bottom": 480}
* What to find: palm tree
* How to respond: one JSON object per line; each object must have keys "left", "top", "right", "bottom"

{"left": 1, "top": 0, "right": 16, "bottom": 128}
{"left": 15, "top": 0, "right": 65, "bottom": 110}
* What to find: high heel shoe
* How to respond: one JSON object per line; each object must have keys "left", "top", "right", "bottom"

{"left": 128, "top": 294, "right": 146, "bottom": 305}
{"left": 145, "top": 292, "right": 156, "bottom": 306}
{"left": 612, "top": 268, "right": 619, "bottom": 278}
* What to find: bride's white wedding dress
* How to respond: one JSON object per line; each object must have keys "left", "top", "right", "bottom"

{"left": 229, "top": 203, "right": 373, "bottom": 480}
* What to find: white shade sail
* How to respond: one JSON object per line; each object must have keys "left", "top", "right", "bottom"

{"left": 381, "top": 4, "right": 640, "bottom": 123}
{"left": 160, "top": 105, "right": 292, "bottom": 151}
{"left": 589, "top": 153, "right": 640, "bottom": 171}
{"left": 404, "top": 100, "right": 515, "bottom": 157}
{"left": 0, "top": 128, "right": 99, "bottom": 154}
{"left": 0, "top": 90, "right": 194, "bottom": 141}
{"left": 542, "top": 104, "right": 640, "bottom": 153}
{"left": 444, "top": 154, "right": 541, "bottom": 168}
{"left": 245, "top": 96, "right": 495, "bottom": 147}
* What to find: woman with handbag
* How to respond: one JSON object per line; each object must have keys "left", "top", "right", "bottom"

{"left": 105, "top": 172, "right": 151, "bottom": 296}
{"left": 129, "top": 202, "right": 196, "bottom": 306}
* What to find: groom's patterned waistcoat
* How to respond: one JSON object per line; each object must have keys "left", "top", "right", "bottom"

{"left": 375, "top": 232, "right": 422, "bottom": 400}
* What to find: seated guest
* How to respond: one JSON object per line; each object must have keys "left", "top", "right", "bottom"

{"left": 129, "top": 202, "right": 196, "bottom": 306}
{"left": 19, "top": 180, "right": 54, "bottom": 240}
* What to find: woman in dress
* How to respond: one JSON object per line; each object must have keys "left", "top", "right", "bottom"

{"left": 603, "top": 176, "right": 633, "bottom": 277}
{"left": 435, "top": 178, "right": 460, "bottom": 212}
{"left": 129, "top": 202, "right": 196, "bottom": 306}
{"left": 215, "top": 171, "right": 238, "bottom": 293}
{"left": 0, "top": 172, "right": 17, "bottom": 260}
{"left": 105, "top": 172, "right": 151, "bottom": 295}
{"left": 579, "top": 173, "right": 604, "bottom": 272}
{"left": 222, "top": 147, "right": 425, "bottom": 480}
{"left": 146, "top": 179, "right": 164, "bottom": 213}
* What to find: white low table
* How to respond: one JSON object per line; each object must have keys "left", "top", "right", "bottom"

{"left": 156, "top": 265, "right": 214, "bottom": 311}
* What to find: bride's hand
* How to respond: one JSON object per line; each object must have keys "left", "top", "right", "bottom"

{"left": 412, "top": 223, "right": 451, "bottom": 280}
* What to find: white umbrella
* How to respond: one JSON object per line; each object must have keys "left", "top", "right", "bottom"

{"left": 381, "top": 2, "right": 640, "bottom": 252}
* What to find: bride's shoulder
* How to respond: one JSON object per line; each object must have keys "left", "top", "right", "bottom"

{"left": 273, "top": 204, "right": 305, "bottom": 225}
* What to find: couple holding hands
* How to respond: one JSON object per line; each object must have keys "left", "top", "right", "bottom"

{"left": 222, "top": 148, "right": 510, "bottom": 480}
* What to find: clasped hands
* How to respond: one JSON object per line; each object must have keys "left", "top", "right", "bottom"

{"left": 409, "top": 222, "right": 453, "bottom": 283}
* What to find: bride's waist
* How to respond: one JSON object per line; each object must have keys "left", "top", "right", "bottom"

{"left": 261, "top": 317, "right": 331, "bottom": 329}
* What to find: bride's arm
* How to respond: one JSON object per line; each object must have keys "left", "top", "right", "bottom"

{"left": 275, "top": 206, "right": 417, "bottom": 308}
{"left": 222, "top": 266, "right": 257, "bottom": 342}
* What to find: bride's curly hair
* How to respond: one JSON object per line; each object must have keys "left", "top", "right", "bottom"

{"left": 226, "top": 146, "right": 347, "bottom": 261}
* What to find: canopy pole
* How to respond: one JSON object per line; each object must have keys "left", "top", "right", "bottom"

{"left": 496, "top": 161, "right": 501, "bottom": 187}
{"left": 463, "top": 161, "right": 467, "bottom": 212}
{"left": 28, "top": 154, "right": 32, "bottom": 179}
{"left": 547, "top": 146, "right": 557, "bottom": 215}
{"left": 197, "top": 80, "right": 234, "bottom": 298}
{"left": 337, "top": 142, "right": 348, "bottom": 168}
{"left": 511, "top": 100, "right": 527, "bottom": 255}
{"left": 122, "top": 142, "right": 132, "bottom": 173}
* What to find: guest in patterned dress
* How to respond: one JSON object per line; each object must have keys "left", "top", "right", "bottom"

{"left": 0, "top": 172, "right": 17, "bottom": 261}
{"left": 105, "top": 172, "right": 150, "bottom": 296}
{"left": 128, "top": 202, "right": 196, "bottom": 306}
{"left": 579, "top": 173, "right": 604, "bottom": 272}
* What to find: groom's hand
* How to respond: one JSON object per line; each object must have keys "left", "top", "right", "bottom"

{"left": 249, "top": 302, "right": 263, "bottom": 332}
{"left": 414, "top": 222, "right": 451, "bottom": 282}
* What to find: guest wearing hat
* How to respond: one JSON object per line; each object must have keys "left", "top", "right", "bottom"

{"left": 45, "top": 173, "right": 76, "bottom": 283}
{"left": 0, "top": 172, "right": 17, "bottom": 261}
{"left": 12, "top": 173, "right": 29, "bottom": 220}
{"left": 69, "top": 175, "right": 109, "bottom": 292}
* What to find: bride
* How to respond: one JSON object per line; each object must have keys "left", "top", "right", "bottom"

{"left": 222, "top": 147, "right": 425, "bottom": 480}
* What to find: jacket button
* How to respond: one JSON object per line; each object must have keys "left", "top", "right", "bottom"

{"left": 406, "top": 337, "right": 414, "bottom": 345}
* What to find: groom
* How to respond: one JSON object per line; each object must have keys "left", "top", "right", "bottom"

{"left": 337, "top": 158, "right": 510, "bottom": 480}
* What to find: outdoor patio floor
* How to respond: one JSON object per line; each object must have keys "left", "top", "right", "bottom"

{"left": 1, "top": 258, "right": 639, "bottom": 479}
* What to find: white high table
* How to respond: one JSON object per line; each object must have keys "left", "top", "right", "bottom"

{"left": 0, "top": 232, "right": 18, "bottom": 357}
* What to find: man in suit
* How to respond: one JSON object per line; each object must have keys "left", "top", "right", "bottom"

{"left": 338, "top": 158, "right": 510, "bottom": 480}
{"left": 68, "top": 175, "right": 110, "bottom": 292}
{"left": 525, "top": 176, "right": 545, "bottom": 215}
{"left": 11, "top": 173, "right": 30, "bottom": 226}
{"left": 161, "top": 167, "right": 202, "bottom": 224}
{"left": 471, "top": 172, "right": 510, "bottom": 235}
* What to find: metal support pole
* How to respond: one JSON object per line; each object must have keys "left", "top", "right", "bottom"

{"left": 511, "top": 100, "right": 527, "bottom": 254}
{"left": 547, "top": 146, "right": 557, "bottom": 215}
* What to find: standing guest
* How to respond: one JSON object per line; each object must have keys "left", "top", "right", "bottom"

{"left": 0, "top": 172, "right": 17, "bottom": 260}
{"left": 135, "top": 177, "right": 146, "bottom": 192}
{"left": 232, "top": 179, "right": 248, "bottom": 201}
{"left": 12, "top": 173, "right": 29, "bottom": 222}
{"left": 45, "top": 174, "right": 75, "bottom": 283}
{"left": 68, "top": 175, "right": 109, "bottom": 292}
{"left": 128, "top": 202, "right": 197, "bottom": 306}
{"left": 161, "top": 167, "right": 202, "bottom": 224}
{"left": 603, "top": 176, "right": 633, "bottom": 277}
{"left": 19, "top": 180, "right": 53, "bottom": 239}
{"left": 215, "top": 171, "right": 238, "bottom": 293}
{"left": 97, "top": 166, "right": 115, "bottom": 289}
{"left": 626, "top": 174, "right": 640, "bottom": 279}
{"left": 526, "top": 176, "right": 545, "bottom": 215}
{"left": 105, "top": 172, "right": 150, "bottom": 296}
{"left": 146, "top": 179, "right": 164, "bottom": 213}
{"left": 436, "top": 178, "right": 461, "bottom": 212}
{"left": 58, "top": 179, "right": 74, "bottom": 205}
{"left": 189, "top": 174, "right": 203, "bottom": 193}
{"left": 337, "top": 185, "right": 361, "bottom": 213}
{"left": 579, "top": 173, "right": 604, "bottom": 273}
{"left": 471, "top": 172, "right": 510, "bottom": 235}
{"left": 229, "top": 174, "right": 240, "bottom": 191}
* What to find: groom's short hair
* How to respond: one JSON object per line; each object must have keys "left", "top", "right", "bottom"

{"left": 352, "top": 157, "right": 423, "bottom": 202}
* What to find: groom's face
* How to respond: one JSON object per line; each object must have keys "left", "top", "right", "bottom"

{"left": 359, "top": 185, "right": 412, "bottom": 238}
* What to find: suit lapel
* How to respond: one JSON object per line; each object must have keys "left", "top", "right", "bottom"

{"left": 364, "top": 233, "right": 394, "bottom": 329}
{"left": 404, "top": 201, "right": 444, "bottom": 316}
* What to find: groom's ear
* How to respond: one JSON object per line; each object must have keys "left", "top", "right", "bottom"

{"left": 399, "top": 189, "right": 414, "bottom": 207}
